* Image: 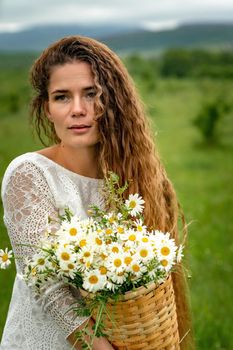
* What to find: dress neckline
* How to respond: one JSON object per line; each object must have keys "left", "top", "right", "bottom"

{"left": 30, "top": 152, "right": 103, "bottom": 183}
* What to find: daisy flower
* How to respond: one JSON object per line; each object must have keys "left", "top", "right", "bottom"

{"left": 122, "top": 229, "right": 140, "bottom": 247}
{"left": 0, "top": 248, "right": 13, "bottom": 269}
{"left": 134, "top": 219, "right": 147, "bottom": 234}
{"left": 111, "top": 271, "right": 127, "bottom": 285}
{"left": 108, "top": 242, "right": 122, "bottom": 255}
{"left": 59, "top": 261, "right": 78, "bottom": 279}
{"left": 76, "top": 245, "right": 95, "bottom": 269}
{"left": 107, "top": 252, "right": 126, "bottom": 273}
{"left": 32, "top": 253, "right": 49, "bottom": 272}
{"left": 125, "top": 194, "right": 145, "bottom": 216}
{"left": 156, "top": 239, "right": 177, "bottom": 262}
{"left": 56, "top": 245, "right": 76, "bottom": 267}
{"left": 103, "top": 212, "right": 117, "bottom": 224}
{"left": 83, "top": 269, "right": 106, "bottom": 292}
{"left": 136, "top": 244, "right": 154, "bottom": 262}
{"left": 129, "top": 260, "right": 147, "bottom": 279}
{"left": 159, "top": 258, "right": 174, "bottom": 273}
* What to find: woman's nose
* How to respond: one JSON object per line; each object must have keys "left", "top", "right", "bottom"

{"left": 71, "top": 96, "right": 86, "bottom": 117}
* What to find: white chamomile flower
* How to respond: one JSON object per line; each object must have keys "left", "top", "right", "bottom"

{"left": 56, "top": 245, "right": 76, "bottom": 267}
{"left": 111, "top": 271, "right": 127, "bottom": 285}
{"left": 77, "top": 245, "right": 94, "bottom": 269}
{"left": 129, "top": 260, "right": 147, "bottom": 279}
{"left": 125, "top": 194, "right": 145, "bottom": 216}
{"left": 104, "top": 227, "right": 114, "bottom": 237}
{"left": 136, "top": 244, "right": 154, "bottom": 262}
{"left": 106, "top": 280, "right": 118, "bottom": 292}
{"left": 108, "top": 242, "right": 122, "bottom": 255}
{"left": 83, "top": 269, "right": 106, "bottom": 292}
{"left": 32, "top": 253, "right": 49, "bottom": 272}
{"left": 134, "top": 219, "right": 147, "bottom": 234}
{"left": 159, "top": 258, "right": 174, "bottom": 273}
{"left": 114, "top": 224, "right": 126, "bottom": 236}
{"left": 104, "top": 212, "right": 117, "bottom": 224}
{"left": 107, "top": 252, "right": 126, "bottom": 273}
{"left": 59, "top": 261, "right": 78, "bottom": 279}
{"left": 156, "top": 239, "right": 177, "bottom": 263}
{"left": 122, "top": 229, "right": 140, "bottom": 247}
{"left": 0, "top": 248, "right": 13, "bottom": 269}
{"left": 123, "top": 254, "right": 134, "bottom": 271}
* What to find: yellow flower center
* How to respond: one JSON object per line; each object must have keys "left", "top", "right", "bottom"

{"left": 95, "top": 238, "right": 102, "bottom": 245}
{"left": 61, "top": 252, "right": 70, "bottom": 261}
{"left": 89, "top": 275, "right": 99, "bottom": 284}
{"left": 84, "top": 252, "right": 91, "bottom": 258}
{"left": 105, "top": 228, "right": 113, "bottom": 235}
{"left": 112, "top": 247, "right": 119, "bottom": 253}
{"left": 132, "top": 264, "right": 140, "bottom": 272}
{"left": 86, "top": 261, "right": 91, "bottom": 268}
{"left": 129, "top": 200, "right": 137, "bottom": 208}
{"left": 99, "top": 266, "right": 107, "bottom": 275}
{"left": 100, "top": 253, "right": 107, "bottom": 260}
{"left": 108, "top": 216, "right": 116, "bottom": 224}
{"left": 140, "top": 249, "right": 148, "bottom": 258}
{"left": 2, "top": 253, "right": 9, "bottom": 262}
{"left": 124, "top": 246, "right": 130, "bottom": 252}
{"left": 117, "top": 227, "right": 124, "bottom": 234}
{"left": 79, "top": 239, "right": 87, "bottom": 247}
{"left": 117, "top": 271, "right": 124, "bottom": 276}
{"left": 69, "top": 228, "right": 77, "bottom": 236}
{"left": 37, "top": 258, "right": 45, "bottom": 265}
{"left": 161, "top": 247, "right": 170, "bottom": 256}
{"left": 31, "top": 267, "right": 37, "bottom": 275}
{"left": 129, "top": 234, "right": 136, "bottom": 241}
{"left": 68, "top": 263, "right": 75, "bottom": 269}
{"left": 137, "top": 226, "right": 143, "bottom": 232}
{"left": 161, "top": 259, "right": 168, "bottom": 267}
{"left": 142, "top": 237, "right": 149, "bottom": 243}
{"left": 124, "top": 256, "right": 132, "bottom": 265}
{"left": 113, "top": 258, "right": 122, "bottom": 267}
{"left": 106, "top": 239, "right": 112, "bottom": 245}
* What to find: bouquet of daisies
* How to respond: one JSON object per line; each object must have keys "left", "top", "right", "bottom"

{"left": 1, "top": 173, "right": 184, "bottom": 349}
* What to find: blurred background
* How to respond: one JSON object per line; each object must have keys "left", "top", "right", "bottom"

{"left": 0, "top": 0, "right": 233, "bottom": 348}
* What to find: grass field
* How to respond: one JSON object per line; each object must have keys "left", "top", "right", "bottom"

{"left": 0, "top": 56, "right": 233, "bottom": 349}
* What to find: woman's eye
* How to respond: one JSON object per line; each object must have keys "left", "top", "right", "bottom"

{"left": 54, "top": 95, "right": 68, "bottom": 101}
{"left": 86, "top": 91, "right": 96, "bottom": 99}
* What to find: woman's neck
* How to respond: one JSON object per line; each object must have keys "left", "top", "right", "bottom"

{"left": 44, "top": 144, "right": 101, "bottom": 179}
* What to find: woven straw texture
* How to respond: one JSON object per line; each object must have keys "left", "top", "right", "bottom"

{"left": 83, "top": 275, "right": 180, "bottom": 350}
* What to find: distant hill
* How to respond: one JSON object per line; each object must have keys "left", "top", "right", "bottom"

{"left": 0, "top": 23, "right": 233, "bottom": 54}
{"left": 102, "top": 23, "right": 233, "bottom": 54}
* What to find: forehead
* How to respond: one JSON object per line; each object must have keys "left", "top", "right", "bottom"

{"left": 48, "top": 61, "right": 95, "bottom": 89}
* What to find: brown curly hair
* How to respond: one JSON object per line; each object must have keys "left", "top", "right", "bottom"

{"left": 30, "top": 36, "right": 193, "bottom": 348}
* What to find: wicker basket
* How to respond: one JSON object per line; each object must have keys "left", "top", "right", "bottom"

{"left": 81, "top": 275, "right": 180, "bottom": 350}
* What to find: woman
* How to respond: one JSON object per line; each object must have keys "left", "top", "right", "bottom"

{"left": 1, "top": 36, "right": 192, "bottom": 349}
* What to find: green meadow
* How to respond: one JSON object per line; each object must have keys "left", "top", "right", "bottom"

{"left": 0, "top": 53, "right": 232, "bottom": 349}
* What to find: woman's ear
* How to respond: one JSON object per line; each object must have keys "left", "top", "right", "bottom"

{"left": 44, "top": 101, "right": 53, "bottom": 122}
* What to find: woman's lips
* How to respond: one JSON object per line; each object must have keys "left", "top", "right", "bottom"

{"left": 68, "top": 125, "right": 91, "bottom": 134}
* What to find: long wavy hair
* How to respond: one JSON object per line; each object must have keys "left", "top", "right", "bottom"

{"left": 30, "top": 35, "right": 193, "bottom": 348}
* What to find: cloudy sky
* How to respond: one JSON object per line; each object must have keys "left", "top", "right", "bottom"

{"left": 0, "top": 0, "right": 233, "bottom": 33}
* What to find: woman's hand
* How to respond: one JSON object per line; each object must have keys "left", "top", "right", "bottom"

{"left": 67, "top": 318, "right": 115, "bottom": 350}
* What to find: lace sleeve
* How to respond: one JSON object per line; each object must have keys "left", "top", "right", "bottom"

{"left": 1, "top": 160, "right": 89, "bottom": 339}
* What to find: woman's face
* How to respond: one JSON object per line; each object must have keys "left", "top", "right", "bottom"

{"left": 46, "top": 61, "right": 99, "bottom": 150}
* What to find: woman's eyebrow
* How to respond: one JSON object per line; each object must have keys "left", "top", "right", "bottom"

{"left": 51, "top": 86, "right": 96, "bottom": 94}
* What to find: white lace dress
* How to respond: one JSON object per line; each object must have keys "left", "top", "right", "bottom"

{"left": 0, "top": 152, "right": 105, "bottom": 350}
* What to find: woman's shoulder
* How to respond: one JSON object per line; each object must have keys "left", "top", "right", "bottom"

{"left": 1, "top": 152, "right": 52, "bottom": 195}
{"left": 3, "top": 152, "right": 43, "bottom": 176}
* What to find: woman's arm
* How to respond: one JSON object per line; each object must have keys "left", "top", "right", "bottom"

{"left": 67, "top": 318, "right": 114, "bottom": 350}
{"left": 1, "top": 160, "right": 92, "bottom": 339}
